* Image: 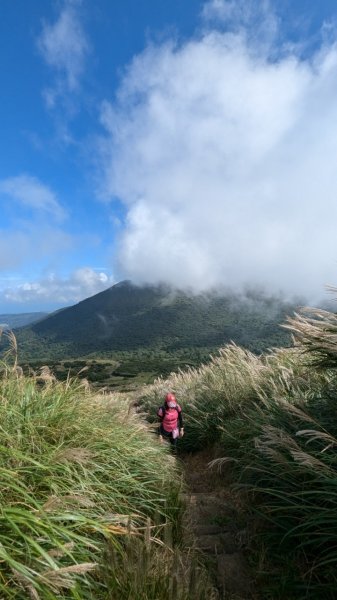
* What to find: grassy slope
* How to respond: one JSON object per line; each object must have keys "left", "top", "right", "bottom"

{"left": 4, "top": 299, "right": 337, "bottom": 597}
{"left": 139, "top": 308, "right": 337, "bottom": 599}
{"left": 0, "top": 363, "right": 220, "bottom": 599}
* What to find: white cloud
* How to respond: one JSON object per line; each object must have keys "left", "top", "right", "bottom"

{"left": 97, "top": 10, "right": 337, "bottom": 302}
{"left": 202, "top": 0, "right": 255, "bottom": 24}
{"left": 2, "top": 268, "right": 114, "bottom": 306}
{"left": 37, "top": 0, "right": 89, "bottom": 107}
{"left": 201, "top": 0, "right": 280, "bottom": 54}
{"left": 0, "top": 174, "right": 66, "bottom": 220}
{"left": 202, "top": 0, "right": 269, "bottom": 24}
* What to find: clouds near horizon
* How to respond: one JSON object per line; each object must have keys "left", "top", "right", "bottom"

{"left": 1, "top": 268, "right": 114, "bottom": 307}
{"left": 4, "top": 0, "right": 337, "bottom": 310}
{"left": 98, "top": 4, "right": 337, "bottom": 301}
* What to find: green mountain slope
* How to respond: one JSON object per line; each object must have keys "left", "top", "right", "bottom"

{"left": 9, "top": 281, "right": 297, "bottom": 360}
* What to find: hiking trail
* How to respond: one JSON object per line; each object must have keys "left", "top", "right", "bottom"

{"left": 181, "top": 451, "right": 257, "bottom": 599}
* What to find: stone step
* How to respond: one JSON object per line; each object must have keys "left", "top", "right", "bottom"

{"left": 188, "top": 492, "right": 233, "bottom": 510}
{"left": 217, "top": 552, "right": 252, "bottom": 598}
{"left": 197, "top": 531, "right": 238, "bottom": 555}
{"left": 194, "top": 524, "right": 223, "bottom": 536}
{"left": 197, "top": 534, "right": 224, "bottom": 553}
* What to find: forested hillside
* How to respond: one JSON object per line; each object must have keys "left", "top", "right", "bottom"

{"left": 7, "top": 281, "right": 297, "bottom": 361}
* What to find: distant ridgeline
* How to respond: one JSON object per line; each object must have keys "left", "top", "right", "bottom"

{"left": 1, "top": 281, "right": 299, "bottom": 361}
{"left": 0, "top": 312, "right": 47, "bottom": 331}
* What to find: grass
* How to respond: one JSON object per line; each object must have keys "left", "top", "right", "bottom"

{"left": 138, "top": 305, "right": 337, "bottom": 598}
{"left": 0, "top": 328, "right": 214, "bottom": 598}
{"left": 6, "top": 299, "right": 337, "bottom": 598}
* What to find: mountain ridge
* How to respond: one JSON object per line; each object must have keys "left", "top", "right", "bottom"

{"left": 0, "top": 312, "right": 48, "bottom": 330}
{"left": 6, "top": 281, "right": 297, "bottom": 360}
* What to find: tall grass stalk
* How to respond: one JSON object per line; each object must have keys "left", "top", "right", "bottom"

{"left": 139, "top": 306, "right": 337, "bottom": 598}
{"left": 0, "top": 360, "right": 187, "bottom": 598}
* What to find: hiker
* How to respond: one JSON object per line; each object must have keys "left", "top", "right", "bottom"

{"left": 157, "top": 392, "right": 184, "bottom": 449}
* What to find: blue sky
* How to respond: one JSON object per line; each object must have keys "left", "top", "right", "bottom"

{"left": 2, "top": 0, "right": 337, "bottom": 312}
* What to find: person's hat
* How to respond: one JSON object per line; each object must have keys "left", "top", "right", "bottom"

{"left": 165, "top": 392, "right": 177, "bottom": 408}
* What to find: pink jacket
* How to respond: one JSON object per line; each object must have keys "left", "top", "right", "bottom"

{"left": 157, "top": 404, "right": 183, "bottom": 433}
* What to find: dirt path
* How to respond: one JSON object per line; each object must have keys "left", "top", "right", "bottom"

{"left": 181, "top": 451, "right": 257, "bottom": 599}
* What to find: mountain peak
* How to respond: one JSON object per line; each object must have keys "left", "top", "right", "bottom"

{"left": 10, "top": 283, "right": 294, "bottom": 360}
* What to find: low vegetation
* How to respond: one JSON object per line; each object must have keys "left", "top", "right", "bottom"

{"left": 4, "top": 296, "right": 337, "bottom": 598}
{"left": 0, "top": 337, "right": 216, "bottom": 599}
{"left": 18, "top": 348, "right": 219, "bottom": 393}
{"left": 139, "top": 305, "right": 337, "bottom": 599}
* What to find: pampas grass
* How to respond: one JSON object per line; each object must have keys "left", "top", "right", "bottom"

{"left": 0, "top": 353, "right": 185, "bottom": 599}
{"left": 139, "top": 305, "right": 337, "bottom": 598}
